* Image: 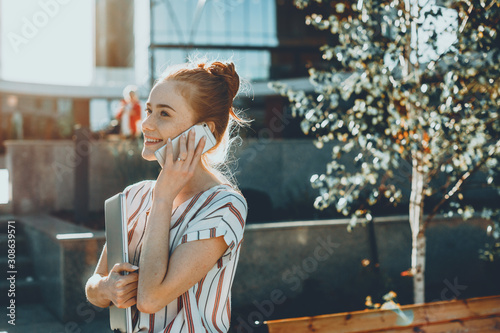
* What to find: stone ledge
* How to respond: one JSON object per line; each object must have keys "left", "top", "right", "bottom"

{"left": 19, "top": 214, "right": 106, "bottom": 323}
{"left": 246, "top": 213, "right": 490, "bottom": 230}
{"left": 4, "top": 140, "right": 73, "bottom": 147}
{"left": 21, "top": 213, "right": 105, "bottom": 240}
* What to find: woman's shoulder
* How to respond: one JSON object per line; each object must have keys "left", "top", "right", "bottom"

{"left": 208, "top": 184, "right": 248, "bottom": 213}
{"left": 123, "top": 180, "right": 155, "bottom": 200}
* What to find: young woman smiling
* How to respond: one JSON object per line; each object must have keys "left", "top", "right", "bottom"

{"left": 86, "top": 60, "right": 250, "bottom": 332}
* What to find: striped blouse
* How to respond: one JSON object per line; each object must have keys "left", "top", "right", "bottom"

{"left": 122, "top": 180, "right": 248, "bottom": 333}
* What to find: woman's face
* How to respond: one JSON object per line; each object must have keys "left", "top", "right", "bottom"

{"left": 141, "top": 80, "right": 196, "bottom": 161}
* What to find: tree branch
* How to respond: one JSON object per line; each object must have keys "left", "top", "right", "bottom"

{"left": 423, "top": 141, "right": 500, "bottom": 228}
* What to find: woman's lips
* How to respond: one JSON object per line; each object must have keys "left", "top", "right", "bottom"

{"left": 144, "top": 137, "right": 164, "bottom": 146}
{"left": 144, "top": 141, "right": 163, "bottom": 146}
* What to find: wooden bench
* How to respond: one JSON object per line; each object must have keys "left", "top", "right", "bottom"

{"left": 265, "top": 295, "right": 500, "bottom": 332}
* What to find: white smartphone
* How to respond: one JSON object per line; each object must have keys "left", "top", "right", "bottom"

{"left": 154, "top": 122, "right": 217, "bottom": 167}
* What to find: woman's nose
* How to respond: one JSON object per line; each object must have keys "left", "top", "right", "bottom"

{"left": 141, "top": 115, "right": 155, "bottom": 132}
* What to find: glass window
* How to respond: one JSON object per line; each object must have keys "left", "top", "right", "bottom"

{"left": 152, "top": 48, "right": 271, "bottom": 81}
{"left": 151, "top": 0, "right": 278, "bottom": 47}
{"left": 150, "top": 0, "right": 277, "bottom": 82}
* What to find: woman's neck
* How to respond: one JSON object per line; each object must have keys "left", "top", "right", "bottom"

{"left": 175, "top": 162, "right": 221, "bottom": 203}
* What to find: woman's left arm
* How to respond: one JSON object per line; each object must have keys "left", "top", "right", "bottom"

{"left": 136, "top": 200, "right": 228, "bottom": 313}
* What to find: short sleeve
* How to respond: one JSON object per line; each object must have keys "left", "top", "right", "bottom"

{"left": 180, "top": 191, "right": 248, "bottom": 267}
{"left": 122, "top": 180, "right": 153, "bottom": 224}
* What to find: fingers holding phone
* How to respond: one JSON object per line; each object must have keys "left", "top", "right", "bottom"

{"left": 154, "top": 122, "right": 216, "bottom": 167}
{"left": 163, "top": 129, "right": 206, "bottom": 171}
{"left": 153, "top": 127, "right": 208, "bottom": 202}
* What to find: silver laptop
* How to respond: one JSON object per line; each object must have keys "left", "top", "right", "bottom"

{"left": 105, "top": 193, "right": 133, "bottom": 333}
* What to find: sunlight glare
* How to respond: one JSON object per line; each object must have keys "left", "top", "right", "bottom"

{"left": 0, "top": 0, "right": 94, "bottom": 86}
{"left": 0, "top": 169, "right": 9, "bottom": 204}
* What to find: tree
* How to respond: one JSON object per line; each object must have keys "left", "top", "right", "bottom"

{"left": 272, "top": 0, "right": 499, "bottom": 304}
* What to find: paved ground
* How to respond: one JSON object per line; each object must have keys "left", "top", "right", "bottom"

{"left": 0, "top": 302, "right": 113, "bottom": 333}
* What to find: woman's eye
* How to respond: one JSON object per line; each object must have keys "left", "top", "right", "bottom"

{"left": 144, "top": 108, "right": 169, "bottom": 117}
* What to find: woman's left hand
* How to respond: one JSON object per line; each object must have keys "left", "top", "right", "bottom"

{"left": 153, "top": 128, "right": 206, "bottom": 203}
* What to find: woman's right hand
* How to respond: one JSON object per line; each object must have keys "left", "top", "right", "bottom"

{"left": 104, "top": 262, "right": 139, "bottom": 308}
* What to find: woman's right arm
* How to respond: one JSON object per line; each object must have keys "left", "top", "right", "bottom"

{"left": 85, "top": 244, "right": 139, "bottom": 309}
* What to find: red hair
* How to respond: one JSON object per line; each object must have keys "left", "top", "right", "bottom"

{"left": 159, "top": 59, "right": 252, "bottom": 188}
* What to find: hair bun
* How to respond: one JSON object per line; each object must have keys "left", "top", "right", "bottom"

{"left": 206, "top": 61, "right": 240, "bottom": 101}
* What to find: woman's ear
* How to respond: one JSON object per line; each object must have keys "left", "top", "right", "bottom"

{"left": 206, "top": 121, "right": 216, "bottom": 134}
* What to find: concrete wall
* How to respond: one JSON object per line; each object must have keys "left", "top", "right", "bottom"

{"left": 20, "top": 214, "right": 499, "bottom": 329}
{"left": 22, "top": 214, "right": 106, "bottom": 322}
{"left": 5, "top": 138, "right": 494, "bottom": 216}
{"left": 7, "top": 140, "right": 75, "bottom": 213}
{"left": 5, "top": 138, "right": 341, "bottom": 214}
{"left": 234, "top": 138, "right": 340, "bottom": 210}
{"left": 5, "top": 139, "right": 158, "bottom": 214}
{"left": 230, "top": 215, "right": 499, "bottom": 330}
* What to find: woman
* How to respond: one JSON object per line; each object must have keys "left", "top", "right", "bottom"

{"left": 85, "top": 60, "right": 250, "bottom": 332}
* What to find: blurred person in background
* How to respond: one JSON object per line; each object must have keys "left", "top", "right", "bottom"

{"left": 116, "top": 85, "right": 142, "bottom": 138}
